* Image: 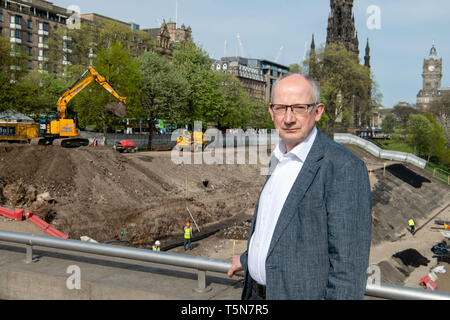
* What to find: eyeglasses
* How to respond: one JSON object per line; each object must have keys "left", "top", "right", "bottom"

{"left": 270, "top": 103, "right": 317, "bottom": 116}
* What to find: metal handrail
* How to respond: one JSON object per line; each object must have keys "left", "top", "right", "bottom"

{"left": 0, "top": 230, "right": 449, "bottom": 300}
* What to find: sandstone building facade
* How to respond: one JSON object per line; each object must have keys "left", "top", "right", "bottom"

{"left": 0, "top": 0, "right": 70, "bottom": 76}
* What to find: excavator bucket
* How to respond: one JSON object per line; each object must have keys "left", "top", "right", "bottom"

{"left": 105, "top": 102, "right": 126, "bottom": 118}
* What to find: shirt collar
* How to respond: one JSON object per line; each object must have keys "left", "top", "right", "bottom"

{"left": 274, "top": 126, "right": 318, "bottom": 163}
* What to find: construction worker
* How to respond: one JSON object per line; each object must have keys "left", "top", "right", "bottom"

{"left": 92, "top": 136, "right": 98, "bottom": 146}
{"left": 152, "top": 240, "right": 161, "bottom": 251}
{"left": 408, "top": 217, "right": 416, "bottom": 234}
{"left": 184, "top": 221, "right": 193, "bottom": 251}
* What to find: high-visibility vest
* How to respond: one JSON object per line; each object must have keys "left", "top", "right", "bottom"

{"left": 152, "top": 246, "right": 160, "bottom": 251}
{"left": 408, "top": 219, "right": 415, "bottom": 227}
{"left": 184, "top": 226, "right": 192, "bottom": 239}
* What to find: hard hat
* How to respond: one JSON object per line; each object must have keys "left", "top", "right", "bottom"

{"left": 155, "top": 240, "right": 160, "bottom": 246}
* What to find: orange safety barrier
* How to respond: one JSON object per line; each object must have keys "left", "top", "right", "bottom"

{"left": 24, "top": 210, "right": 70, "bottom": 239}
{"left": 0, "top": 207, "right": 23, "bottom": 221}
{"left": 0, "top": 205, "right": 69, "bottom": 239}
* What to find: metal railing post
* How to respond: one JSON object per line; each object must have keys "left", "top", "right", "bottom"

{"left": 24, "top": 244, "right": 37, "bottom": 264}
{"left": 194, "top": 269, "right": 211, "bottom": 293}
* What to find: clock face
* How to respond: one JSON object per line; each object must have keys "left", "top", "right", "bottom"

{"left": 428, "top": 65, "right": 435, "bottom": 72}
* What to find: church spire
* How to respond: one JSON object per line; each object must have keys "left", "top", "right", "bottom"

{"left": 429, "top": 41, "right": 438, "bottom": 59}
{"left": 309, "top": 33, "right": 317, "bottom": 78}
{"left": 326, "top": 0, "right": 359, "bottom": 55}
{"left": 364, "top": 38, "right": 371, "bottom": 68}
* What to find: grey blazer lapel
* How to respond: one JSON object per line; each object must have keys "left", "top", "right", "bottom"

{"left": 266, "top": 130, "right": 325, "bottom": 258}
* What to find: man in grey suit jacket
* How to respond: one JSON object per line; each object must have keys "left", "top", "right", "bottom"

{"left": 227, "top": 73, "right": 372, "bottom": 300}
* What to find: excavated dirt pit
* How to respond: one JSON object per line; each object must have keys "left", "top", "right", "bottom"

{"left": 0, "top": 144, "right": 265, "bottom": 247}
{"left": 1, "top": 142, "right": 449, "bottom": 269}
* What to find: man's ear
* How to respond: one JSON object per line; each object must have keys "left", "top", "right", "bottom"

{"left": 314, "top": 103, "right": 325, "bottom": 122}
{"left": 268, "top": 104, "right": 274, "bottom": 121}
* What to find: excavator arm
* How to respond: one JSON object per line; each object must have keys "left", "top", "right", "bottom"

{"left": 56, "top": 67, "right": 127, "bottom": 119}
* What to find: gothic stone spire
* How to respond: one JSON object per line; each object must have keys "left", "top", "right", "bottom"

{"left": 326, "top": 0, "right": 359, "bottom": 55}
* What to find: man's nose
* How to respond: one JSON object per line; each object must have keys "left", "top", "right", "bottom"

{"left": 283, "top": 107, "right": 296, "bottom": 123}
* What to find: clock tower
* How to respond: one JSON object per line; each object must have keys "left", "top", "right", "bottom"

{"left": 417, "top": 43, "right": 443, "bottom": 111}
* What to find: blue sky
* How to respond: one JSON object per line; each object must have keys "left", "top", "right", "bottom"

{"left": 52, "top": 0, "right": 450, "bottom": 109}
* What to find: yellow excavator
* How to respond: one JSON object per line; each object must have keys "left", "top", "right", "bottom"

{"left": 32, "top": 67, "right": 127, "bottom": 148}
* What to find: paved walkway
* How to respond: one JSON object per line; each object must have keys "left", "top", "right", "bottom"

{"left": 0, "top": 240, "right": 243, "bottom": 300}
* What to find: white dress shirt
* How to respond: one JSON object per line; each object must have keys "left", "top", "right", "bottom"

{"left": 248, "top": 126, "right": 317, "bottom": 285}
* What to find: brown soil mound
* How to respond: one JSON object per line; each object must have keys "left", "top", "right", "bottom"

{"left": 0, "top": 144, "right": 265, "bottom": 246}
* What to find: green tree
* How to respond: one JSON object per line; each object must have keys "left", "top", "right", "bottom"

{"left": 14, "top": 70, "right": 67, "bottom": 117}
{"left": 136, "top": 51, "right": 189, "bottom": 149}
{"left": 393, "top": 103, "right": 417, "bottom": 128}
{"left": 69, "top": 42, "right": 141, "bottom": 143}
{"left": 304, "top": 43, "right": 373, "bottom": 130}
{"left": 247, "top": 100, "right": 273, "bottom": 129}
{"left": 381, "top": 113, "right": 397, "bottom": 134}
{"left": 172, "top": 40, "right": 220, "bottom": 125}
{"left": 213, "top": 71, "right": 253, "bottom": 129}
{"left": 406, "top": 114, "right": 433, "bottom": 157}
{"left": 423, "top": 112, "right": 447, "bottom": 162}
{"left": 429, "top": 97, "right": 450, "bottom": 149}
{"left": 0, "top": 36, "right": 13, "bottom": 74}
{"left": 289, "top": 63, "right": 302, "bottom": 73}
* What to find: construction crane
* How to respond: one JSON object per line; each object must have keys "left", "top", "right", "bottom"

{"left": 274, "top": 45, "right": 284, "bottom": 63}
{"left": 236, "top": 33, "right": 245, "bottom": 57}
{"left": 302, "top": 40, "right": 309, "bottom": 64}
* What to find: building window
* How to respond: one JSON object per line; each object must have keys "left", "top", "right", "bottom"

{"left": 27, "top": 32, "right": 32, "bottom": 42}
{"left": 27, "top": 46, "right": 32, "bottom": 56}
{"left": 10, "top": 29, "right": 21, "bottom": 39}
{"left": 0, "top": 12, "right": 3, "bottom": 22}
{"left": 27, "top": 19, "right": 32, "bottom": 29}
{"left": 15, "top": 15, "right": 22, "bottom": 25}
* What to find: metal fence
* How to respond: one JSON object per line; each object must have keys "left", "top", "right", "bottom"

{"left": 334, "top": 133, "right": 428, "bottom": 169}
{"left": 425, "top": 163, "right": 450, "bottom": 185}
{"left": 79, "top": 130, "right": 279, "bottom": 150}
{"left": 0, "top": 230, "right": 449, "bottom": 300}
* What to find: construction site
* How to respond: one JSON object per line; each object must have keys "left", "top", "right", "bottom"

{"left": 0, "top": 140, "right": 449, "bottom": 298}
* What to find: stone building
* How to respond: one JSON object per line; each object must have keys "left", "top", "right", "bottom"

{"left": 324, "top": 0, "right": 370, "bottom": 69}
{"left": 326, "top": 0, "right": 359, "bottom": 56}
{"left": 212, "top": 57, "right": 289, "bottom": 102}
{"left": 1, "top": 0, "right": 192, "bottom": 77}
{"left": 417, "top": 43, "right": 443, "bottom": 111}
{"left": 142, "top": 20, "right": 191, "bottom": 56}
{"left": 0, "top": 0, "right": 70, "bottom": 76}
{"left": 310, "top": 0, "right": 373, "bottom": 128}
